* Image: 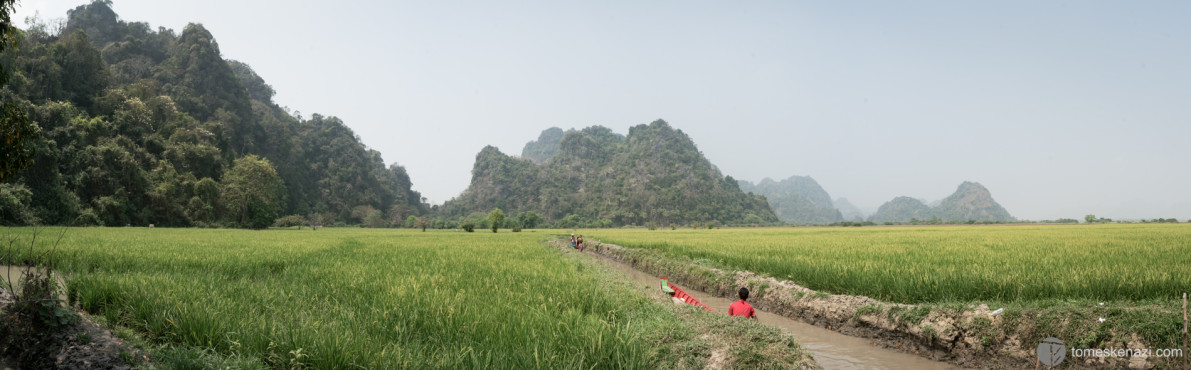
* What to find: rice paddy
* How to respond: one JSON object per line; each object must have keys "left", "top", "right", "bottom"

{"left": 586, "top": 223, "right": 1191, "bottom": 303}
{"left": 0, "top": 227, "right": 703, "bottom": 368}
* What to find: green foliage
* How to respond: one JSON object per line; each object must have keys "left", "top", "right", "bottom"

{"left": 516, "top": 211, "right": 543, "bottom": 229}
{"left": 461, "top": 222, "right": 475, "bottom": 232}
{"left": 442, "top": 121, "right": 778, "bottom": 227}
{"left": 0, "top": 103, "right": 37, "bottom": 183}
{"left": 853, "top": 304, "right": 882, "bottom": 320}
{"left": 1045, "top": 218, "right": 1080, "bottom": 223}
{"left": 404, "top": 215, "right": 417, "bottom": 228}
{"left": 0, "top": 0, "right": 38, "bottom": 183}
{"left": 2, "top": 2, "right": 428, "bottom": 228}
{"left": 487, "top": 208, "right": 504, "bottom": 233}
{"left": 222, "top": 155, "right": 284, "bottom": 229}
{"left": 897, "top": 306, "right": 931, "bottom": 325}
{"left": 53, "top": 30, "right": 109, "bottom": 111}
{"left": 0, "top": 183, "right": 38, "bottom": 225}
{"left": 273, "top": 214, "right": 306, "bottom": 228}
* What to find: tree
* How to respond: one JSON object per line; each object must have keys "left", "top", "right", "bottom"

{"left": 273, "top": 214, "right": 306, "bottom": 229}
{"left": 404, "top": 215, "right": 417, "bottom": 228}
{"left": 0, "top": 0, "right": 37, "bottom": 183}
{"left": 352, "top": 205, "right": 381, "bottom": 226}
{"left": 307, "top": 213, "right": 330, "bottom": 230}
{"left": 52, "top": 30, "right": 109, "bottom": 111}
{"left": 222, "top": 155, "right": 285, "bottom": 229}
{"left": 0, "top": 3, "right": 435, "bottom": 228}
{"left": 0, "top": 104, "right": 35, "bottom": 183}
{"left": 1085, "top": 214, "right": 1096, "bottom": 223}
{"left": 363, "top": 212, "right": 385, "bottom": 228}
{"left": 415, "top": 216, "right": 429, "bottom": 232}
{"left": 488, "top": 208, "right": 505, "bottom": 233}
{"left": 517, "top": 211, "right": 544, "bottom": 229}
{"left": 0, "top": 183, "right": 37, "bottom": 225}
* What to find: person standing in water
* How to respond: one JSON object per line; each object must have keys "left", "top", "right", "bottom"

{"left": 728, "top": 287, "right": 757, "bottom": 321}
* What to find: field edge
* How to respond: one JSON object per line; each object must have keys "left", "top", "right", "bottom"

{"left": 582, "top": 237, "right": 1185, "bottom": 369}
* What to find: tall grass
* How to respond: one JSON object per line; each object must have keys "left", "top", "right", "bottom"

{"left": 0, "top": 227, "right": 677, "bottom": 368}
{"left": 587, "top": 224, "right": 1191, "bottom": 303}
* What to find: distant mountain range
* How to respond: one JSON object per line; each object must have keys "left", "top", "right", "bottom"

{"left": 499, "top": 121, "right": 1018, "bottom": 226}
{"left": 834, "top": 198, "right": 867, "bottom": 222}
{"left": 737, "top": 177, "right": 1014, "bottom": 224}
{"left": 738, "top": 176, "right": 843, "bottom": 224}
{"left": 868, "top": 182, "right": 1014, "bottom": 223}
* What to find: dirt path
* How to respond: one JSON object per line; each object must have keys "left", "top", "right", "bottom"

{"left": 579, "top": 247, "right": 957, "bottom": 369}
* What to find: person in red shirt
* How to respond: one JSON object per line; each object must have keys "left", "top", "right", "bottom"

{"left": 727, "top": 287, "right": 756, "bottom": 320}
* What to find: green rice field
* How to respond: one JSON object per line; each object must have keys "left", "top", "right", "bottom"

{"left": 587, "top": 223, "right": 1191, "bottom": 303}
{"left": 1, "top": 228, "right": 700, "bottom": 368}
{"left": 3, "top": 223, "right": 1187, "bottom": 368}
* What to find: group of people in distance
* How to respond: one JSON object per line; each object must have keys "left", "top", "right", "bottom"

{"left": 569, "top": 234, "right": 584, "bottom": 252}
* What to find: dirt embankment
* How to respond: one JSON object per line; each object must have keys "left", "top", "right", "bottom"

{"left": 0, "top": 286, "right": 144, "bottom": 369}
{"left": 584, "top": 239, "right": 1181, "bottom": 369}
{"left": 551, "top": 239, "right": 818, "bottom": 370}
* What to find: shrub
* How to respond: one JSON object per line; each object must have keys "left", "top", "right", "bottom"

{"left": 273, "top": 214, "right": 307, "bottom": 229}
{"left": 461, "top": 222, "right": 475, "bottom": 232}
{"left": 0, "top": 232, "right": 79, "bottom": 368}
{"left": 0, "top": 183, "right": 38, "bottom": 225}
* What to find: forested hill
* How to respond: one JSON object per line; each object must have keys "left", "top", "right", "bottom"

{"left": 868, "top": 182, "right": 1014, "bottom": 223}
{"left": 440, "top": 120, "right": 779, "bottom": 227}
{"left": 737, "top": 176, "right": 843, "bottom": 225}
{"left": 0, "top": 1, "right": 425, "bottom": 227}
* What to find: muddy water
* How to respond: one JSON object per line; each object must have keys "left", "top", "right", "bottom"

{"left": 0, "top": 265, "right": 67, "bottom": 302}
{"left": 587, "top": 254, "right": 956, "bottom": 369}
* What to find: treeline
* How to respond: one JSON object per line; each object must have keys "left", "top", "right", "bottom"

{"left": 0, "top": 1, "right": 426, "bottom": 228}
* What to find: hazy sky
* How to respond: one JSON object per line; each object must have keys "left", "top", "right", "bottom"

{"left": 16, "top": 1, "right": 1190, "bottom": 220}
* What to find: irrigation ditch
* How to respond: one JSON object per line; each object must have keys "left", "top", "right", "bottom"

{"left": 572, "top": 237, "right": 1185, "bottom": 369}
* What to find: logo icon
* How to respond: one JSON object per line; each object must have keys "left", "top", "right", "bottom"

{"left": 1036, "top": 337, "right": 1066, "bottom": 366}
